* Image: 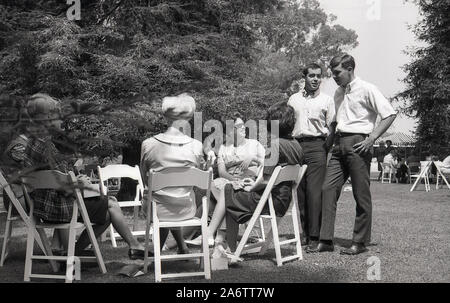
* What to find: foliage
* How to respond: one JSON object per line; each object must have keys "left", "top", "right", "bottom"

{"left": 396, "top": 0, "right": 450, "bottom": 155}
{"left": 0, "top": 0, "right": 358, "bottom": 163}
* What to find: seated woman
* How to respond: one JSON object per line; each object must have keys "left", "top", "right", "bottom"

{"left": 186, "top": 113, "right": 265, "bottom": 246}
{"left": 140, "top": 93, "right": 210, "bottom": 254}
{"left": 20, "top": 93, "right": 146, "bottom": 260}
{"left": 383, "top": 150, "right": 398, "bottom": 171}
{"left": 223, "top": 101, "right": 304, "bottom": 257}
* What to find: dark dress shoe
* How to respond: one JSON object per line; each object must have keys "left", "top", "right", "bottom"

{"left": 306, "top": 242, "right": 334, "bottom": 253}
{"left": 307, "top": 240, "right": 319, "bottom": 250}
{"left": 301, "top": 237, "right": 309, "bottom": 246}
{"left": 128, "top": 248, "right": 153, "bottom": 260}
{"left": 340, "top": 243, "right": 368, "bottom": 255}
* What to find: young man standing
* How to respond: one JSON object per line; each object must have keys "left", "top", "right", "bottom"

{"left": 308, "top": 54, "right": 396, "bottom": 255}
{"left": 288, "top": 63, "right": 336, "bottom": 248}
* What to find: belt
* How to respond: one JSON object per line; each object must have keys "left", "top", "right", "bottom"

{"left": 335, "top": 132, "right": 368, "bottom": 137}
{"left": 296, "top": 136, "right": 326, "bottom": 143}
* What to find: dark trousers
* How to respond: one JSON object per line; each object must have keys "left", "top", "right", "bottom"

{"left": 296, "top": 138, "right": 327, "bottom": 239}
{"left": 319, "top": 134, "right": 373, "bottom": 244}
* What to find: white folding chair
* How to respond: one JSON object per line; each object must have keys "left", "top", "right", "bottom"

{"left": 434, "top": 161, "right": 450, "bottom": 190}
{"left": 144, "top": 167, "right": 212, "bottom": 282}
{"left": 0, "top": 170, "right": 48, "bottom": 267}
{"left": 410, "top": 161, "right": 432, "bottom": 192}
{"left": 97, "top": 164, "right": 145, "bottom": 247}
{"left": 381, "top": 163, "right": 394, "bottom": 183}
{"left": 21, "top": 170, "right": 106, "bottom": 283}
{"left": 234, "top": 164, "right": 307, "bottom": 266}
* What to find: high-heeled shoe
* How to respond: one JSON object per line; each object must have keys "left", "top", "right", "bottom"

{"left": 185, "top": 236, "right": 215, "bottom": 247}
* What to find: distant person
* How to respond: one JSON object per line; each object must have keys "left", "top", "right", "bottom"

{"left": 396, "top": 157, "right": 409, "bottom": 183}
{"left": 406, "top": 153, "right": 421, "bottom": 174}
{"left": 376, "top": 141, "right": 386, "bottom": 181}
{"left": 383, "top": 150, "right": 398, "bottom": 182}
{"left": 385, "top": 140, "right": 394, "bottom": 155}
{"left": 307, "top": 54, "right": 396, "bottom": 255}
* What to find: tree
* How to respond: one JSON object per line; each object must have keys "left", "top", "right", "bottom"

{"left": 396, "top": 0, "right": 450, "bottom": 156}
{"left": 0, "top": 0, "right": 358, "bottom": 173}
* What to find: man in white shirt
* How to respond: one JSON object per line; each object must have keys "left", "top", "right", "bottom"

{"left": 288, "top": 63, "right": 336, "bottom": 248}
{"left": 307, "top": 54, "right": 396, "bottom": 255}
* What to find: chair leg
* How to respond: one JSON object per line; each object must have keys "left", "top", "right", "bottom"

{"left": 201, "top": 219, "right": 211, "bottom": 279}
{"left": 1, "top": 206, "right": 13, "bottom": 266}
{"left": 36, "top": 228, "right": 59, "bottom": 273}
{"left": 259, "top": 222, "right": 273, "bottom": 256}
{"left": 143, "top": 216, "right": 152, "bottom": 274}
{"left": 270, "top": 215, "right": 282, "bottom": 267}
{"left": 109, "top": 225, "right": 117, "bottom": 248}
{"left": 133, "top": 206, "right": 139, "bottom": 232}
{"left": 65, "top": 224, "right": 77, "bottom": 283}
{"left": 267, "top": 196, "right": 283, "bottom": 266}
{"left": 259, "top": 217, "right": 266, "bottom": 242}
{"left": 23, "top": 223, "right": 35, "bottom": 282}
{"left": 291, "top": 201, "right": 303, "bottom": 261}
{"left": 235, "top": 212, "right": 264, "bottom": 259}
{"left": 153, "top": 224, "right": 162, "bottom": 282}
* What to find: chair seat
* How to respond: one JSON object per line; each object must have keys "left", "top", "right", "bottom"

{"left": 117, "top": 201, "right": 142, "bottom": 207}
{"left": 158, "top": 218, "right": 202, "bottom": 228}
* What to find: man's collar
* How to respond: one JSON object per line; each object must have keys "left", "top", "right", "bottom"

{"left": 344, "top": 77, "right": 359, "bottom": 94}
{"left": 302, "top": 89, "right": 320, "bottom": 98}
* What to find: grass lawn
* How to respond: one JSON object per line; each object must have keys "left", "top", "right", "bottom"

{"left": 0, "top": 181, "right": 449, "bottom": 283}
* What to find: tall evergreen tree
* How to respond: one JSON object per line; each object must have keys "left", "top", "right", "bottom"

{"left": 396, "top": 0, "right": 450, "bottom": 155}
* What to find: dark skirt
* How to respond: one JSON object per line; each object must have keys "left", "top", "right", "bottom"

{"left": 83, "top": 196, "right": 108, "bottom": 225}
{"left": 42, "top": 195, "right": 108, "bottom": 225}
{"left": 224, "top": 182, "right": 292, "bottom": 224}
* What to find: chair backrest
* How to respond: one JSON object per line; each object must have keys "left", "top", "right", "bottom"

{"left": 97, "top": 164, "right": 144, "bottom": 200}
{"left": 382, "top": 163, "right": 393, "bottom": 170}
{"left": 271, "top": 164, "right": 307, "bottom": 188}
{"left": 0, "top": 169, "right": 20, "bottom": 207}
{"left": 20, "top": 170, "right": 81, "bottom": 219}
{"left": 0, "top": 169, "right": 10, "bottom": 191}
{"left": 148, "top": 167, "right": 213, "bottom": 192}
{"left": 21, "top": 170, "right": 76, "bottom": 193}
{"left": 419, "top": 161, "right": 432, "bottom": 174}
{"left": 147, "top": 167, "right": 213, "bottom": 215}
{"left": 255, "top": 164, "right": 307, "bottom": 214}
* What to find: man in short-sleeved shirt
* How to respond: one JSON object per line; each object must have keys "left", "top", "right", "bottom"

{"left": 288, "top": 63, "right": 335, "bottom": 247}
{"left": 307, "top": 54, "right": 396, "bottom": 255}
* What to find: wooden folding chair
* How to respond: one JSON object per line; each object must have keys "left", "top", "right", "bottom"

{"left": 97, "top": 164, "right": 145, "bottom": 247}
{"left": 410, "top": 161, "right": 432, "bottom": 192}
{"left": 21, "top": 170, "right": 106, "bottom": 283}
{"left": 0, "top": 170, "right": 49, "bottom": 267}
{"left": 434, "top": 161, "right": 450, "bottom": 190}
{"left": 233, "top": 164, "right": 307, "bottom": 266}
{"left": 144, "top": 167, "right": 212, "bottom": 282}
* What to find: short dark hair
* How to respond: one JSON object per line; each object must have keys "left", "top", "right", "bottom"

{"left": 330, "top": 53, "right": 355, "bottom": 70}
{"left": 386, "top": 140, "right": 392, "bottom": 145}
{"left": 302, "top": 63, "right": 323, "bottom": 78}
{"left": 266, "top": 101, "right": 295, "bottom": 139}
